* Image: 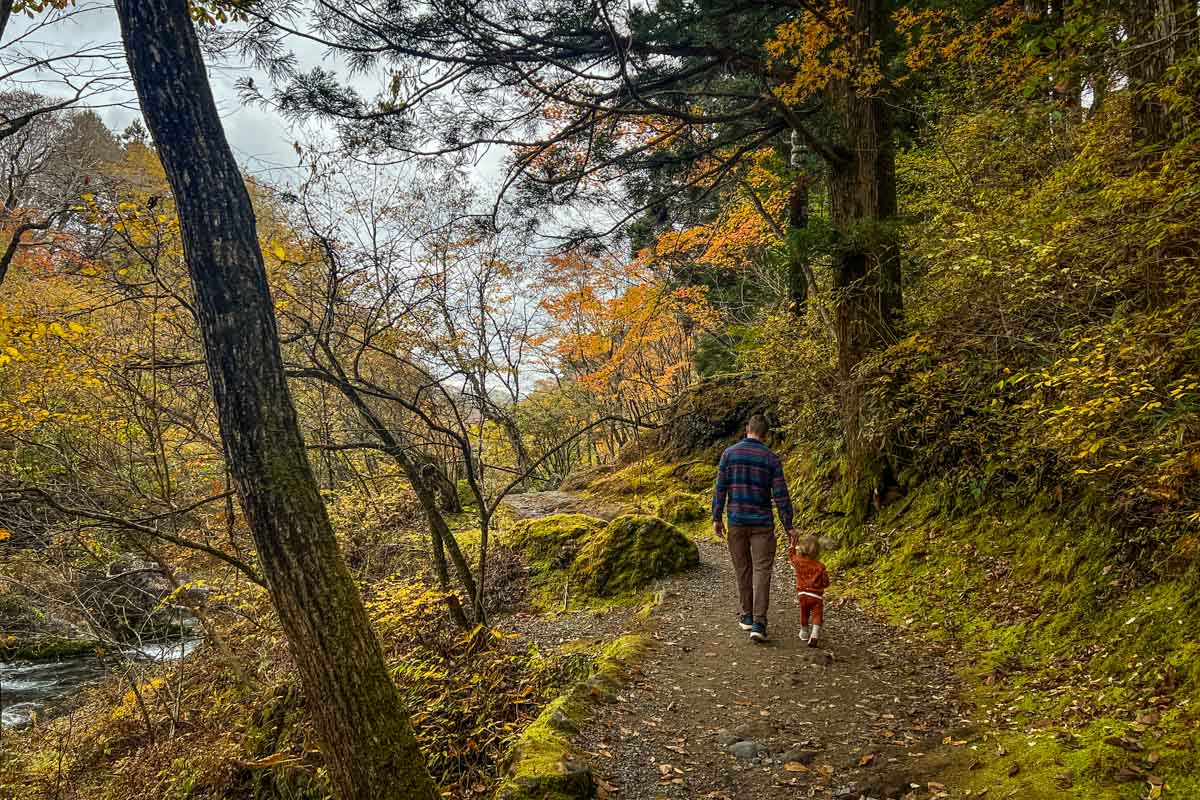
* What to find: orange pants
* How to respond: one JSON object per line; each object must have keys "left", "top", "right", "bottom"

{"left": 798, "top": 594, "right": 823, "bottom": 627}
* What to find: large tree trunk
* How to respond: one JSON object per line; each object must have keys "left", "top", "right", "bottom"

{"left": 112, "top": 2, "right": 438, "bottom": 798}
{"left": 1126, "top": 0, "right": 1197, "bottom": 150}
{"left": 827, "top": 0, "right": 902, "bottom": 517}
{"left": 787, "top": 174, "right": 811, "bottom": 317}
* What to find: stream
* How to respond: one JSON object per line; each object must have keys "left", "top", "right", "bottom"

{"left": 0, "top": 638, "right": 200, "bottom": 729}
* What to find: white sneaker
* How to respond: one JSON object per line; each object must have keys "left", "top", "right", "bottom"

{"left": 798, "top": 625, "right": 810, "bottom": 641}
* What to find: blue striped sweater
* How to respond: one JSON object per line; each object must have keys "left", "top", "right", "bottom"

{"left": 712, "top": 438, "right": 794, "bottom": 529}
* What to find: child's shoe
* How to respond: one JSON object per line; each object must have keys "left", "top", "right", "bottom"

{"left": 798, "top": 625, "right": 811, "bottom": 642}
{"left": 807, "top": 624, "right": 821, "bottom": 647}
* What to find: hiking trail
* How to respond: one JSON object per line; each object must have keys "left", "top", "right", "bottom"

{"left": 502, "top": 491, "right": 974, "bottom": 800}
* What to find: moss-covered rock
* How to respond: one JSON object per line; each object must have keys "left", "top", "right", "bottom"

{"left": 506, "top": 514, "right": 607, "bottom": 576}
{"left": 0, "top": 635, "right": 101, "bottom": 661}
{"left": 657, "top": 492, "right": 707, "bottom": 524}
{"left": 493, "top": 695, "right": 593, "bottom": 800}
{"left": 658, "top": 375, "right": 776, "bottom": 458}
{"left": 678, "top": 461, "right": 718, "bottom": 492}
{"left": 575, "top": 515, "right": 699, "bottom": 596}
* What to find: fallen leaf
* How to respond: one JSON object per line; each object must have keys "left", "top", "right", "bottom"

{"left": 784, "top": 762, "right": 809, "bottom": 773}
{"left": 859, "top": 753, "right": 876, "bottom": 767}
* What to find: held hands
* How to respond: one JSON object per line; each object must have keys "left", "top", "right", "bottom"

{"left": 786, "top": 528, "right": 798, "bottom": 552}
{"left": 713, "top": 519, "right": 726, "bottom": 540}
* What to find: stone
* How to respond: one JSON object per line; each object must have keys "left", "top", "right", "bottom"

{"left": 575, "top": 515, "right": 700, "bottom": 596}
{"left": 778, "top": 748, "right": 819, "bottom": 765}
{"left": 797, "top": 648, "right": 833, "bottom": 666}
{"left": 546, "top": 708, "right": 579, "bottom": 734}
{"left": 586, "top": 673, "right": 622, "bottom": 701}
{"left": 728, "top": 740, "right": 766, "bottom": 760}
{"left": 732, "top": 721, "right": 774, "bottom": 741}
{"left": 714, "top": 728, "right": 741, "bottom": 747}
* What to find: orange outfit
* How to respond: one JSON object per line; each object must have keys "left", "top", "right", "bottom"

{"left": 788, "top": 550, "right": 828, "bottom": 628}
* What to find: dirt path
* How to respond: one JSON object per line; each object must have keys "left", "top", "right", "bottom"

{"left": 503, "top": 490, "right": 627, "bottom": 521}
{"left": 503, "top": 492, "right": 972, "bottom": 800}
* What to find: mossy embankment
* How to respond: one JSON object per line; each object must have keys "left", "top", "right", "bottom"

{"left": 495, "top": 634, "right": 653, "bottom": 800}
{"left": 577, "top": 447, "right": 1200, "bottom": 798}
{"left": 812, "top": 470, "right": 1200, "bottom": 800}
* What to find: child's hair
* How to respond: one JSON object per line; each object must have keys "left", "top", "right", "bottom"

{"left": 799, "top": 534, "right": 821, "bottom": 559}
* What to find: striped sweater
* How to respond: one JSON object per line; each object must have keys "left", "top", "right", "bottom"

{"left": 712, "top": 437, "right": 794, "bottom": 529}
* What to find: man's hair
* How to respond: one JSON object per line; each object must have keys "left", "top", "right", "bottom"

{"left": 799, "top": 534, "right": 821, "bottom": 559}
{"left": 747, "top": 414, "right": 769, "bottom": 438}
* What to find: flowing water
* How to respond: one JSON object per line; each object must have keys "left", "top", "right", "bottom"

{"left": 0, "top": 638, "right": 200, "bottom": 729}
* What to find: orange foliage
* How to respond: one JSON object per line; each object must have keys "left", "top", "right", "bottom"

{"left": 539, "top": 251, "right": 718, "bottom": 409}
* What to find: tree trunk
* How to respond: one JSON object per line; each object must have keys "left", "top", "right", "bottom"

{"left": 327, "top": 375, "right": 480, "bottom": 611}
{"left": 410, "top": 449, "right": 461, "bottom": 512}
{"left": 1126, "top": 0, "right": 1197, "bottom": 150}
{"left": 826, "top": 0, "right": 902, "bottom": 517}
{"left": 787, "top": 174, "right": 810, "bottom": 317}
{"left": 493, "top": 412, "right": 534, "bottom": 486}
{"left": 112, "top": 3, "right": 438, "bottom": 798}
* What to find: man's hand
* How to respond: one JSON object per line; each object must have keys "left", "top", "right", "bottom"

{"left": 786, "top": 528, "right": 798, "bottom": 551}
{"left": 713, "top": 520, "right": 726, "bottom": 540}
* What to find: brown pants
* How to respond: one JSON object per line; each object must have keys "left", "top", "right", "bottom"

{"left": 727, "top": 525, "right": 776, "bottom": 623}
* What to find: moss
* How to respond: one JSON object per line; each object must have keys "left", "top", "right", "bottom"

{"left": 558, "top": 465, "right": 615, "bottom": 492}
{"left": 496, "top": 635, "right": 653, "bottom": 800}
{"left": 657, "top": 491, "right": 706, "bottom": 524}
{"left": 0, "top": 635, "right": 101, "bottom": 661}
{"left": 595, "top": 634, "right": 653, "bottom": 684}
{"left": 575, "top": 515, "right": 699, "bottom": 597}
{"left": 506, "top": 514, "right": 607, "bottom": 575}
{"left": 494, "top": 694, "right": 593, "bottom": 800}
{"left": 819, "top": 485, "right": 1200, "bottom": 798}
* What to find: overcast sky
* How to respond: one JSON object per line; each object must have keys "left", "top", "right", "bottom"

{"left": 4, "top": 2, "right": 359, "bottom": 182}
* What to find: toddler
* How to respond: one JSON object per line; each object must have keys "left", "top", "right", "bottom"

{"left": 788, "top": 534, "right": 829, "bottom": 646}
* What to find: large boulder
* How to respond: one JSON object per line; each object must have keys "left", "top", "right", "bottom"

{"left": 659, "top": 374, "right": 776, "bottom": 458}
{"left": 507, "top": 513, "right": 607, "bottom": 575}
{"left": 576, "top": 515, "right": 699, "bottom": 596}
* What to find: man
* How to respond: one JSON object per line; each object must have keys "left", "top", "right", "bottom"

{"left": 712, "top": 414, "right": 796, "bottom": 642}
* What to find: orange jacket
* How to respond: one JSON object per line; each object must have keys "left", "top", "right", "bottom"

{"left": 788, "top": 551, "right": 829, "bottom": 595}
